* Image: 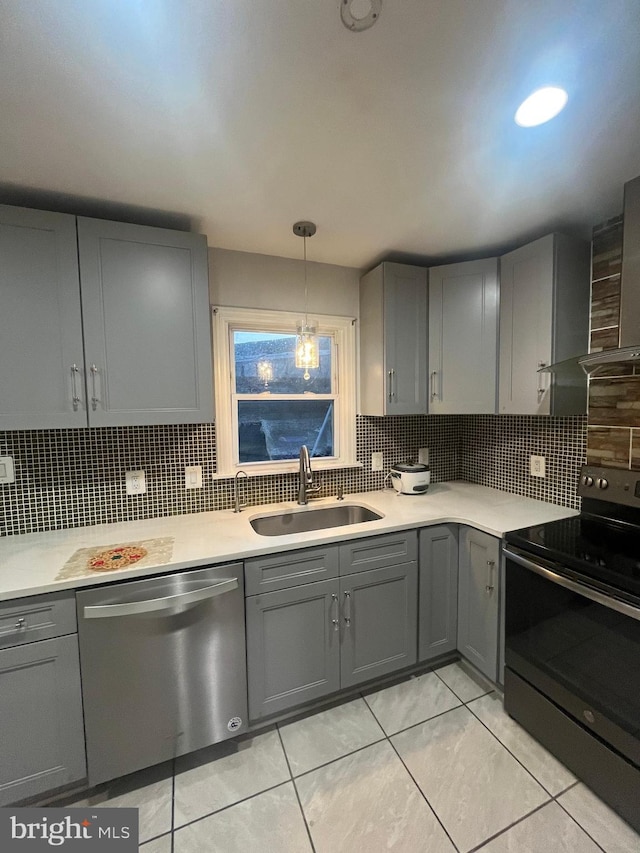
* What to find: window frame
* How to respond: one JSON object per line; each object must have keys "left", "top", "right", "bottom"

{"left": 212, "top": 306, "right": 357, "bottom": 477}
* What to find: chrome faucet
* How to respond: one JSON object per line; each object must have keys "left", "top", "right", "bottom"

{"left": 234, "top": 470, "right": 248, "bottom": 513}
{"left": 298, "top": 445, "right": 322, "bottom": 505}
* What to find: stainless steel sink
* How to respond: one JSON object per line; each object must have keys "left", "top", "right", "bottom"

{"left": 249, "top": 504, "right": 383, "bottom": 536}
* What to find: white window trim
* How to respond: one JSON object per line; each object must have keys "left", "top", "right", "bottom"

{"left": 212, "top": 306, "right": 357, "bottom": 477}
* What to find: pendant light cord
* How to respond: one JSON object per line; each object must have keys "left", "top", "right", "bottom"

{"left": 303, "top": 231, "right": 308, "bottom": 328}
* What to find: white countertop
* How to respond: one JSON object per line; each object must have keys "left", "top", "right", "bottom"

{"left": 0, "top": 482, "right": 577, "bottom": 601}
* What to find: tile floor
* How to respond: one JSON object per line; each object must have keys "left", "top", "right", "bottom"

{"left": 65, "top": 661, "right": 640, "bottom": 853}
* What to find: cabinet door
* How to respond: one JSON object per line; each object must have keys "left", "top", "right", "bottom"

{"left": 457, "top": 527, "right": 500, "bottom": 682}
{"left": 428, "top": 258, "right": 498, "bottom": 414}
{"left": 246, "top": 580, "right": 340, "bottom": 720}
{"left": 78, "top": 217, "right": 213, "bottom": 426}
{"left": 340, "top": 563, "right": 417, "bottom": 689}
{"left": 383, "top": 264, "right": 428, "bottom": 415}
{"left": 499, "top": 235, "right": 554, "bottom": 415}
{"left": 0, "top": 205, "right": 86, "bottom": 429}
{"left": 0, "top": 635, "right": 86, "bottom": 805}
{"left": 418, "top": 525, "right": 458, "bottom": 661}
{"left": 359, "top": 263, "right": 427, "bottom": 416}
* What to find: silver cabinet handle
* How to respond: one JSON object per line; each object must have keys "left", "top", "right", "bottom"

{"left": 430, "top": 370, "right": 438, "bottom": 401}
{"left": 387, "top": 369, "right": 396, "bottom": 402}
{"left": 90, "top": 364, "right": 100, "bottom": 411}
{"left": 504, "top": 547, "right": 640, "bottom": 623}
{"left": 486, "top": 559, "right": 495, "bottom": 593}
{"left": 15, "top": 617, "right": 26, "bottom": 630}
{"left": 537, "top": 362, "right": 547, "bottom": 400}
{"left": 70, "top": 364, "right": 81, "bottom": 410}
{"left": 83, "top": 578, "right": 238, "bottom": 619}
{"left": 343, "top": 590, "right": 352, "bottom": 626}
{"left": 331, "top": 593, "right": 339, "bottom": 631}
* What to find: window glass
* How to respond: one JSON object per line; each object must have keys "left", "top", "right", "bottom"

{"left": 238, "top": 400, "right": 334, "bottom": 462}
{"left": 233, "top": 331, "right": 332, "bottom": 394}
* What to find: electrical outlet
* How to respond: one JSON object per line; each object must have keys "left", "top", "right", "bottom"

{"left": 371, "top": 452, "right": 384, "bottom": 471}
{"left": 418, "top": 447, "right": 429, "bottom": 465}
{"left": 126, "top": 470, "right": 146, "bottom": 495}
{"left": 529, "top": 455, "right": 546, "bottom": 478}
{"left": 0, "top": 456, "right": 15, "bottom": 484}
{"left": 185, "top": 465, "right": 203, "bottom": 489}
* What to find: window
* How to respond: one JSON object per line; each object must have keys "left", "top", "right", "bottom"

{"left": 212, "top": 307, "right": 357, "bottom": 476}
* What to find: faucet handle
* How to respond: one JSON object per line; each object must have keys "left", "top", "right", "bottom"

{"left": 337, "top": 485, "right": 344, "bottom": 501}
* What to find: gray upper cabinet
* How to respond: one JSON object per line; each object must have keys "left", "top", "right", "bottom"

{"left": 359, "top": 262, "right": 428, "bottom": 416}
{"left": 457, "top": 526, "right": 500, "bottom": 682}
{"left": 78, "top": 218, "right": 213, "bottom": 426}
{"left": 418, "top": 525, "right": 458, "bottom": 662}
{"left": 0, "top": 205, "right": 213, "bottom": 429}
{"left": 498, "top": 233, "right": 590, "bottom": 415}
{"left": 428, "top": 258, "right": 499, "bottom": 414}
{"left": 0, "top": 205, "right": 86, "bottom": 430}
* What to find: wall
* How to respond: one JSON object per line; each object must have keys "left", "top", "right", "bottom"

{"left": 208, "top": 247, "right": 360, "bottom": 317}
{"left": 0, "top": 414, "right": 586, "bottom": 536}
{"left": 586, "top": 216, "right": 640, "bottom": 468}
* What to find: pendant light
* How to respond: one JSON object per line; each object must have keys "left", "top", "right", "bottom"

{"left": 293, "top": 221, "right": 319, "bottom": 380}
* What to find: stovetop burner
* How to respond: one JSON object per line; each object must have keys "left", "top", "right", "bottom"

{"left": 506, "top": 465, "right": 640, "bottom": 602}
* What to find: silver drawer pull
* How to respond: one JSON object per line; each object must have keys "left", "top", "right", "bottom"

{"left": 331, "top": 593, "right": 339, "bottom": 631}
{"left": 15, "top": 617, "right": 26, "bottom": 630}
{"left": 83, "top": 578, "right": 238, "bottom": 619}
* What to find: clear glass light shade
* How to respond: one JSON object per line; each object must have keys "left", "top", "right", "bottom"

{"left": 257, "top": 360, "right": 273, "bottom": 387}
{"left": 295, "top": 325, "right": 319, "bottom": 379}
{"left": 514, "top": 86, "right": 568, "bottom": 127}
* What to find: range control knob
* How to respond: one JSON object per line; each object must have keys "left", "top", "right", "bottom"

{"left": 596, "top": 478, "right": 609, "bottom": 490}
{"left": 582, "top": 475, "right": 594, "bottom": 487}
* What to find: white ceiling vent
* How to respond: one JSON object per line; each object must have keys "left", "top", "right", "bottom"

{"left": 340, "top": 0, "right": 382, "bottom": 32}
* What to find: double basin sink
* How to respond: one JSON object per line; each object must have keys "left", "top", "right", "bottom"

{"left": 250, "top": 503, "right": 383, "bottom": 537}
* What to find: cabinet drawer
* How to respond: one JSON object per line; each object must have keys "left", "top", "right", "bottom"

{"left": 0, "top": 592, "right": 77, "bottom": 649}
{"left": 245, "top": 546, "right": 339, "bottom": 595}
{"left": 339, "top": 531, "right": 417, "bottom": 575}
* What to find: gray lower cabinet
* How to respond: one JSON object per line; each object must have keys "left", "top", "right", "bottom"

{"left": 246, "top": 579, "right": 341, "bottom": 720}
{"left": 246, "top": 533, "right": 419, "bottom": 720}
{"left": 457, "top": 527, "right": 500, "bottom": 682}
{"left": 0, "top": 633, "right": 86, "bottom": 805}
{"left": 418, "top": 525, "right": 458, "bottom": 662}
{"left": 340, "top": 563, "right": 417, "bottom": 689}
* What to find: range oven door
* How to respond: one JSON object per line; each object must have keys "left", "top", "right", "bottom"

{"left": 504, "top": 547, "right": 640, "bottom": 768}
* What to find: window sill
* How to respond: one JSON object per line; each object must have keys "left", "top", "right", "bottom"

{"left": 211, "top": 460, "right": 363, "bottom": 480}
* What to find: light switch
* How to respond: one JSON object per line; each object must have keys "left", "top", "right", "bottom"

{"left": 0, "top": 456, "right": 16, "bottom": 484}
{"left": 185, "top": 465, "right": 203, "bottom": 489}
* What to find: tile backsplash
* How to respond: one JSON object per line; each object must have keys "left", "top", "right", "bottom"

{"left": 1, "top": 414, "right": 586, "bottom": 536}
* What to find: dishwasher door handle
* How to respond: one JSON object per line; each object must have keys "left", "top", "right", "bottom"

{"left": 82, "top": 577, "right": 239, "bottom": 618}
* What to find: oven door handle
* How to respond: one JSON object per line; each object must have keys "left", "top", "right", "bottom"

{"left": 503, "top": 547, "right": 640, "bottom": 623}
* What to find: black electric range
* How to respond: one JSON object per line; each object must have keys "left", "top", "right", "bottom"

{"left": 503, "top": 465, "right": 640, "bottom": 834}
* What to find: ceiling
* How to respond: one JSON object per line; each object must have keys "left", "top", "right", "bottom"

{"left": 1, "top": 0, "right": 639, "bottom": 269}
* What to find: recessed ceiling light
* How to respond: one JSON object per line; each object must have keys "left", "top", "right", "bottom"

{"left": 514, "top": 87, "right": 568, "bottom": 127}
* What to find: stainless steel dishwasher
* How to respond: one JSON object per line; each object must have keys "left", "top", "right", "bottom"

{"left": 77, "top": 562, "right": 247, "bottom": 785}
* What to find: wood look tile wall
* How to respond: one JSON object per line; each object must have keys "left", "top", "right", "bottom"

{"left": 587, "top": 214, "right": 640, "bottom": 470}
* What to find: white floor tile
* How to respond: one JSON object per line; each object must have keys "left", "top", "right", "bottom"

{"left": 478, "top": 802, "right": 601, "bottom": 852}
{"left": 468, "top": 692, "right": 576, "bottom": 795}
{"left": 140, "top": 833, "right": 172, "bottom": 853}
{"left": 558, "top": 783, "right": 640, "bottom": 853}
{"left": 392, "top": 705, "right": 549, "bottom": 852}
{"left": 173, "top": 728, "right": 290, "bottom": 828}
{"left": 278, "top": 697, "right": 384, "bottom": 776}
{"left": 434, "top": 660, "right": 493, "bottom": 702}
{"left": 363, "top": 671, "right": 461, "bottom": 735}
{"left": 296, "top": 740, "right": 455, "bottom": 853}
{"left": 173, "top": 782, "right": 312, "bottom": 853}
{"left": 67, "top": 762, "right": 172, "bottom": 844}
